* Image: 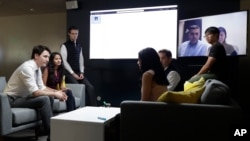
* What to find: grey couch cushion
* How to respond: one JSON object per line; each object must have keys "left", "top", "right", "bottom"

{"left": 75, "top": 97, "right": 80, "bottom": 108}
{"left": 11, "top": 108, "right": 39, "bottom": 126}
{"left": 53, "top": 99, "right": 67, "bottom": 112}
{"left": 53, "top": 97, "right": 80, "bottom": 112}
{"left": 200, "top": 79, "right": 230, "bottom": 105}
{"left": 11, "top": 97, "right": 81, "bottom": 126}
{"left": 0, "top": 77, "right": 6, "bottom": 93}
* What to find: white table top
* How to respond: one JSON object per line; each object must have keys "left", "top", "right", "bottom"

{"left": 51, "top": 106, "right": 120, "bottom": 123}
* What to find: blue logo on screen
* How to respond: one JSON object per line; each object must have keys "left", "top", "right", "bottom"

{"left": 91, "top": 16, "right": 101, "bottom": 24}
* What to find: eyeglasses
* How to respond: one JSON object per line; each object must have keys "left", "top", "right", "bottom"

{"left": 203, "top": 34, "right": 212, "bottom": 38}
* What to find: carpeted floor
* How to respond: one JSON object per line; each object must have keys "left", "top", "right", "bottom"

{"left": 3, "top": 129, "right": 48, "bottom": 141}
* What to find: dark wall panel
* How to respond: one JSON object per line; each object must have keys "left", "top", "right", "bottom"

{"left": 66, "top": 0, "right": 240, "bottom": 106}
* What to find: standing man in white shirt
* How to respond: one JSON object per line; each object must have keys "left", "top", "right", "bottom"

{"left": 4, "top": 45, "right": 67, "bottom": 141}
{"left": 60, "top": 26, "right": 97, "bottom": 106}
{"left": 158, "top": 49, "right": 182, "bottom": 91}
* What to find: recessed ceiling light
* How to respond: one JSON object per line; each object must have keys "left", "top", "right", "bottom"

{"left": 30, "top": 8, "right": 34, "bottom": 11}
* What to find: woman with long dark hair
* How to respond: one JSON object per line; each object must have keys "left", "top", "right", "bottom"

{"left": 137, "top": 47, "right": 169, "bottom": 101}
{"left": 42, "top": 52, "right": 76, "bottom": 112}
{"left": 218, "top": 26, "right": 238, "bottom": 56}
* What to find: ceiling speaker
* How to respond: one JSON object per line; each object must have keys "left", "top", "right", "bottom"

{"left": 66, "top": 1, "right": 78, "bottom": 10}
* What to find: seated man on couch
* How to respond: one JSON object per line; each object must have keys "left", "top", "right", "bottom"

{"left": 3, "top": 45, "right": 67, "bottom": 141}
{"left": 158, "top": 49, "right": 182, "bottom": 91}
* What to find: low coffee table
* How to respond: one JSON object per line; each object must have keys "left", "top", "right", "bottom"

{"left": 51, "top": 106, "right": 120, "bottom": 141}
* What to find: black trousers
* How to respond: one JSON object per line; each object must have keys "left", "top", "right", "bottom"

{"left": 65, "top": 71, "right": 97, "bottom": 106}
{"left": 65, "top": 89, "right": 76, "bottom": 111}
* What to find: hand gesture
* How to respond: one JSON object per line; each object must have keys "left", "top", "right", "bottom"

{"left": 79, "top": 73, "right": 84, "bottom": 79}
{"left": 72, "top": 73, "right": 83, "bottom": 80}
{"left": 54, "top": 91, "right": 68, "bottom": 101}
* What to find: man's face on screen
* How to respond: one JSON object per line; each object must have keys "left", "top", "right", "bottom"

{"left": 68, "top": 29, "right": 79, "bottom": 42}
{"left": 188, "top": 28, "right": 200, "bottom": 44}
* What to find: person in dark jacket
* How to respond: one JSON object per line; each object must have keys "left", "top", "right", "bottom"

{"left": 60, "top": 26, "right": 97, "bottom": 106}
{"left": 158, "top": 49, "right": 182, "bottom": 91}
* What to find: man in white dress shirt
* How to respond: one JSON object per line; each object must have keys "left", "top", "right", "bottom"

{"left": 4, "top": 45, "right": 67, "bottom": 141}
{"left": 158, "top": 49, "right": 181, "bottom": 91}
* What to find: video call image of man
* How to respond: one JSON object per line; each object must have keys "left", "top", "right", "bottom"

{"left": 178, "top": 25, "right": 208, "bottom": 57}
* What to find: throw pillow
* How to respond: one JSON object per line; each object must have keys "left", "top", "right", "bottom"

{"left": 157, "top": 77, "right": 206, "bottom": 103}
{"left": 157, "top": 86, "right": 205, "bottom": 103}
{"left": 188, "top": 73, "right": 216, "bottom": 83}
{"left": 184, "top": 77, "right": 206, "bottom": 91}
{"left": 200, "top": 79, "right": 231, "bottom": 105}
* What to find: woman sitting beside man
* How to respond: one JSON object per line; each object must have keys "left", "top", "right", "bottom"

{"left": 42, "top": 52, "right": 76, "bottom": 112}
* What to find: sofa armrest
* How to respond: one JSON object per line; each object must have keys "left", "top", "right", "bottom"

{"left": 120, "top": 100, "right": 242, "bottom": 141}
{"left": 66, "top": 84, "right": 85, "bottom": 107}
{"left": 0, "top": 77, "right": 6, "bottom": 93}
{"left": 0, "top": 93, "right": 12, "bottom": 135}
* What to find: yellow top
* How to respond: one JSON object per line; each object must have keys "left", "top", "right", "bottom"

{"left": 56, "top": 75, "right": 66, "bottom": 90}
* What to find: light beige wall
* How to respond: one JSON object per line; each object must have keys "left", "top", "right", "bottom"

{"left": 0, "top": 12, "right": 66, "bottom": 79}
